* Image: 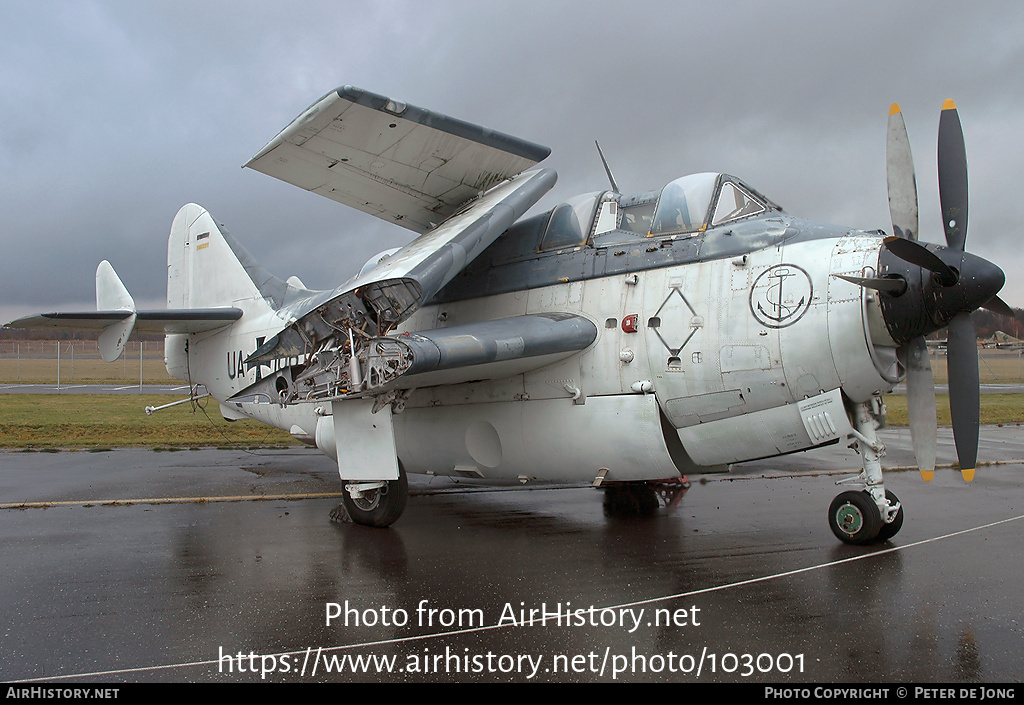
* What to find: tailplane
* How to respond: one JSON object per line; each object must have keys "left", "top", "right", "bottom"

{"left": 3, "top": 204, "right": 285, "bottom": 361}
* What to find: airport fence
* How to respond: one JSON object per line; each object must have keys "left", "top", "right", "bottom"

{"left": 2, "top": 340, "right": 1023, "bottom": 386}
{"left": 924, "top": 347, "right": 1024, "bottom": 383}
{"left": 0, "top": 340, "right": 176, "bottom": 385}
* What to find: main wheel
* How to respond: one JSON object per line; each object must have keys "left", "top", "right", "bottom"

{"left": 875, "top": 490, "right": 904, "bottom": 542}
{"left": 342, "top": 464, "right": 408, "bottom": 528}
{"left": 828, "top": 490, "right": 882, "bottom": 545}
{"left": 602, "top": 482, "right": 659, "bottom": 517}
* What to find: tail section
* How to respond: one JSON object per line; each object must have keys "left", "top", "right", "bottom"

{"left": 163, "top": 204, "right": 314, "bottom": 382}
{"left": 167, "top": 204, "right": 267, "bottom": 310}
{"left": 6, "top": 204, "right": 260, "bottom": 375}
{"left": 165, "top": 204, "right": 270, "bottom": 383}
{"left": 167, "top": 203, "right": 314, "bottom": 312}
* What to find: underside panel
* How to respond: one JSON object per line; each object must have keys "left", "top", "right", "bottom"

{"left": 391, "top": 394, "right": 697, "bottom": 482}
{"left": 675, "top": 388, "right": 851, "bottom": 465}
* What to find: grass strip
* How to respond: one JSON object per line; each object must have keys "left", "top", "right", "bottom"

{"left": 882, "top": 393, "right": 1024, "bottom": 427}
{"left": 0, "top": 394, "right": 295, "bottom": 448}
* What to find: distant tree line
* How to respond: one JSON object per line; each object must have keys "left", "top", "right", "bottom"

{"left": 970, "top": 307, "right": 1024, "bottom": 339}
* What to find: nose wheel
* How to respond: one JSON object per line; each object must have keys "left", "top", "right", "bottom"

{"left": 828, "top": 489, "right": 902, "bottom": 544}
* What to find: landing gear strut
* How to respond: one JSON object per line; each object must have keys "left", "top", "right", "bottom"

{"left": 829, "top": 398, "right": 903, "bottom": 544}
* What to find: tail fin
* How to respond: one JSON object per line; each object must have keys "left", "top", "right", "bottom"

{"left": 95, "top": 260, "right": 136, "bottom": 362}
{"left": 168, "top": 204, "right": 259, "bottom": 310}
{"left": 167, "top": 203, "right": 313, "bottom": 312}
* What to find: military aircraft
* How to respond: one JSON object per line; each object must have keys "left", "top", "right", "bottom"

{"left": 6, "top": 88, "right": 1011, "bottom": 544}
{"left": 983, "top": 331, "right": 1024, "bottom": 349}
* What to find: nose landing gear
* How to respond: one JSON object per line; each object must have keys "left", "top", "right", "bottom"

{"left": 829, "top": 399, "right": 904, "bottom": 545}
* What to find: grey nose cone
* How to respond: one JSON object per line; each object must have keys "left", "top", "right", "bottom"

{"left": 934, "top": 250, "right": 1005, "bottom": 322}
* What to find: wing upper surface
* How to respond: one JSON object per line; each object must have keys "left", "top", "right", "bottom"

{"left": 245, "top": 86, "right": 551, "bottom": 233}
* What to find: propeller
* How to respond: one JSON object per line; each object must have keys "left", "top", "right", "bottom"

{"left": 886, "top": 103, "right": 937, "bottom": 482}
{"left": 881, "top": 236, "right": 956, "bottom": 285}
{"left": 983, "top": 295, "right": 1015, "bottom": 319}
{"left": 835, "top": 273, "right": 908, "bottom": 295}
{"left": 875, "top": 100, "right": 1008, "bottom": 482}
{"left": 937, "top": 99, "right": 977, "bottom": 481}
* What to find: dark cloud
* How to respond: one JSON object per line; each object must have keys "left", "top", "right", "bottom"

{"left": 3, "top": 0, "right": 1023, "bottom": 322}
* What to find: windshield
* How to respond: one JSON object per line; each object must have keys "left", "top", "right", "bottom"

{"left": 537, "top": 192, "right": 602, "bottom": 251}
{"left": 649, "top": 173, "right": 718, "bottom": 236}
{"left": 712, "top": 180, "right": 766, "bottom": 225}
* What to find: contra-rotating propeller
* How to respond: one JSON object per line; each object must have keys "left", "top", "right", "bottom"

{"left": 874, "top": 100, "right": 1009, "bottom": 482}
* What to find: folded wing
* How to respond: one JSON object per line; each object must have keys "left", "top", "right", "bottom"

{"left": 245, "top": 85, "right": 551, "bottom": 233}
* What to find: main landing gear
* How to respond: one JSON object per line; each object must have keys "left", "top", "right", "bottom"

{"left": 828, "top": 399, "right": 904, "bottom": 545}
{"left": 602, "top": 477, "right": 690, "bottom": 517}
{"left": 335, "top": 463, "right": 409, "bottom": 528}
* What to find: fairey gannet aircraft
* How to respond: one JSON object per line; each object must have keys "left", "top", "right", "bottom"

{"left": 7, "top": 89, "right": 1010, "bottom": 542}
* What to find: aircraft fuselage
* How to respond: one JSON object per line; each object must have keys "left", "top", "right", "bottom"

{"left": 176, "top": 206, "right": 893, "bottom": 485}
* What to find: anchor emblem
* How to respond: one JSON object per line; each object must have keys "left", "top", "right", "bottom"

{"left": 749, "top": 264, "right": 813, "bottom": 328}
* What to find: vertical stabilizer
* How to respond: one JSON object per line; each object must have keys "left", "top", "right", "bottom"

{"left": 166, "top": 204, "right": 265, "bottom": 310}
{"left": 96, "top": 259, "right": 134, "bottom": 311}
{"left": 95, "top": 260, "right": 136, "bottom": 362}
{"left": 163, "top": 203, "right": 311, "bottom": 381}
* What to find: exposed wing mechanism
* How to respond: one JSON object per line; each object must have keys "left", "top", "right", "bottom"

{"left": 247, "top": 167, "right": 557, "bottom": 366}
{"left": 245, "top": 85, "right": 551, "bottom": 233}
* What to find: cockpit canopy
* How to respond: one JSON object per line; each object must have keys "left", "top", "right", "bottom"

{"left": 535, "top": 173, "right": 776, "bottom": 252}
{"left": 648, "top": 172, "right": 770, "bottom": 236}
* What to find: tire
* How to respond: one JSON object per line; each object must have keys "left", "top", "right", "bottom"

{"left": 875, "top": 490, "right": 904, "bottom": 542}
{"left": 602, "top": 482, "right": 659, "bottom": 517}
{"left": 342, "top": 463, "right": 408, "bottom": 528}
{"left": 828, "top": 490, "right": 882, "bottom": 545}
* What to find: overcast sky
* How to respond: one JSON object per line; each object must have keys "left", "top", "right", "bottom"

{"left": 2, "top": 1, "right": 1023, "bottom": 324}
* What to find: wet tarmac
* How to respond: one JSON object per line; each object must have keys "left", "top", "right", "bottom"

{"left": 1, "top": 427, "right": 1022, "bottom": 683}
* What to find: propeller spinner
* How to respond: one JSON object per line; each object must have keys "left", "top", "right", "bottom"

{"left": 873, "top": 101, "right": 1007, "bottom": 481}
